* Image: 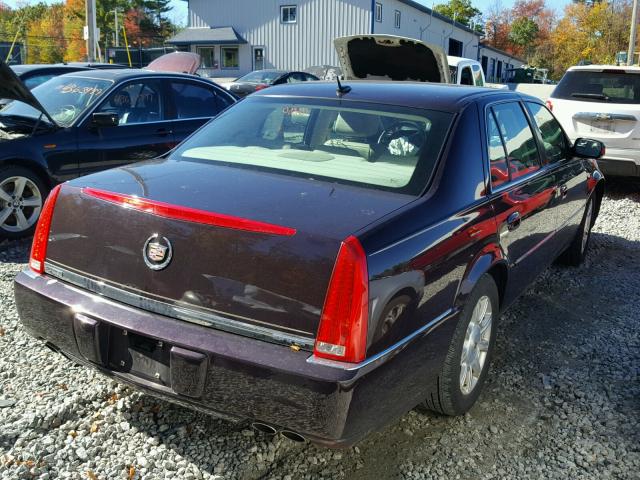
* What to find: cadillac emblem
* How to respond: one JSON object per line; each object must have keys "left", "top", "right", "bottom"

{"left": 143, "top": 234, "right": 173, "bottom": 270}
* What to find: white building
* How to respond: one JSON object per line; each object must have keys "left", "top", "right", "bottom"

{"left": 169, "top": 0, "right": 485, "bottom": 78}
{"left": 478, "top": 43, "right": 526, "bottom": 83}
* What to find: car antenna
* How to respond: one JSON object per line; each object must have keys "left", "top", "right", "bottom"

{"left": 336, "top": 77, "right": 351, "bottom": 96}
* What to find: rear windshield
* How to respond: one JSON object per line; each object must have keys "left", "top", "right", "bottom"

{"left": 553, "top": 70, "right": 640, "bottom": 104}
{"left": 171, "top": 97, "right": 453, "bottom": 195}
{"left": 237, "top": 71, "right": 285, "bottom": 83}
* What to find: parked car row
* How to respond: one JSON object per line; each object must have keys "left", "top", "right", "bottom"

{"left": 0, "top": 56, "right": 236, "bottom": 238}
{"left": 9, "top": 36, "right": 609, "bottom": 447}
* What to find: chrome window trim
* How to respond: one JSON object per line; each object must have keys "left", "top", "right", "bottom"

{"left": 43, "top": 261, "right": 315, "bottom": 350}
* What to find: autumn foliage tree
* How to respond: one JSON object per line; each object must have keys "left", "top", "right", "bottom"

{"left": 0, "top": 0, "right": 176, "bottom": 64}
{"left": 550, "top": 0, "right": 632, "bottom": 76}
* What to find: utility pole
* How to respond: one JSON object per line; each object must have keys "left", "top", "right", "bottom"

{"left": 85, "top": 0, "right": 97, "bottom": 62}
{"left": 114, "top": 9, "right": 120, "bottom": 47}
{"left": 628, "top": 0, "right": 638, "bottom": 66}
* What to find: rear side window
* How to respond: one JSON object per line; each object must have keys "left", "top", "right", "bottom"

{"left": 170, "top": 81, "right": 219, "bottom": 119}
{"left": 472, "top": 64, "right": 484, "bottom": 86}
{"left": 553, "top": 70, "right": 640, "bottom": 104}
{"left": 488, "top": 102, "right": 541, "bottom": 186}
{"left": 525, "top": 102, "right": 567, "bottom": 164}
{"left": 460, "top": 67, "right": 473, "bottom": 85}
{"left": 171, "top": 97, "right": 454, "bottom": 195}
{"left": 487, "top": 112, "right": 509, "bottom": 188}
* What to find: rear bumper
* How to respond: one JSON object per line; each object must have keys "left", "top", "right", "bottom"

{"left": 14, "top": 269, "right": 457, "bottom": 447}
{"left": 597, "top": 154, "right": 640, "bottom": 178}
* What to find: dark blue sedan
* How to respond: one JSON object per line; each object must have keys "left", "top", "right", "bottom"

{"left": 0, "top": 62, "right": 236, "bottom": 238}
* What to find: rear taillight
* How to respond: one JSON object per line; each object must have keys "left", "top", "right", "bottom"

{"left": 545, "top": 100, "right": 553, "bottom": 111}
{"left": 254, "top": 84, "right": 269, "bottom": 91}
{"left": 314, "top": 236, "right": 369, "bottom": 363}
{"left": 29, "top": 184, "right": 62, "bottom": 274}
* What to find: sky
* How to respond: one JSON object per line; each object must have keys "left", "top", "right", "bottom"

{"left": 2, "top": 0, "right": 189, "bottom": 26}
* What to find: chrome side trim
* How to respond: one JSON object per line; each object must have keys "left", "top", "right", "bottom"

{"left": 43, "top": 262, "right": 315, "bottom": 350}
{"left": 307, "top": 308, "right": 455, "bottom": 373}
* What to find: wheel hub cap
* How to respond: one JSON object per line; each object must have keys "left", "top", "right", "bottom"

{"left": 0, "top": 176, "right": 43, "bottom": 233}
{"left": 459, "top": 295, "right": 492, "bottom": 395}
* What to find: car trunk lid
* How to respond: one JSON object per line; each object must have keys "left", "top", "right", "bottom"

{"left": 45, "top": 159, "right": 415, "bottom": 341}
{"left": 552, "top": 97, "right": 640, "bottom": 149}
{"left": 145, "top": 52, "right": 201, "bottom": 75}
{"left": 334, "top": 34, "right": 450, "bottom": 83}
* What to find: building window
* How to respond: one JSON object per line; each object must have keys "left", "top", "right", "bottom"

{"left": 221, "top": 46, "right": 239, "bottom": 69}
{"left": 196, "top": 46, "right": 217, "bottom": 69}
{"left": 281, "top": 5, "right": 297, "bottom": 23}
{"left": 375, "top": 2, "right": 382, "bottom": 22}
{"left": 394, "top": 10, "right": 401, "bottom": 28}
{"left": 448, "top": 38, "right": 463, "bottom": 56}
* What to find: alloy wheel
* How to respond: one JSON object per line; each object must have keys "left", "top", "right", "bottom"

{"left": 0, "top": 176, "right": 43, "bottom": 233}
{"left": 459, "top": 295, "right": 492, "bottom": 395}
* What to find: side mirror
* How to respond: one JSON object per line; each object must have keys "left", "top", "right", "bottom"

{"left": 573, "top": 138, "right": 605, "bottom": 159}
{"left": 92, "top": 112, "right": 119, "bottom": 128}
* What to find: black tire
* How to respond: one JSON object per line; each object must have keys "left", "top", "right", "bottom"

{"left": 0, "top": 166, "right": 48, "bottom": 240}
{"left": 418, "top": 274, "right": 499, "bottom": 416}
{"left": 557, "top": 195, "right": 595, "bottom": 267}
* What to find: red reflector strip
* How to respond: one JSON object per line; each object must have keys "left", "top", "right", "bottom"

{"left": 82, "top": 187, "right": 297, "bottom": 236}
{"left": 30, "top": 184, "right": 63, "bottom": 274}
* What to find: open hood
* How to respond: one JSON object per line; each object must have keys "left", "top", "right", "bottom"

{"left": 0, "top": 59, "right": 57, "bottom": 124}
{"left": 145, "top": 52, "right": 201, "bottom": 75}
{"left": 334, "top": 34, "right": 450, "bottom": 83}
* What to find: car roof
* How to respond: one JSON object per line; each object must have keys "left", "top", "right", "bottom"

{"left": 11, "top": 64, "right": 91, "bottom": 74}
{"left": 567, "top": 65, "right": 640, "bottom": 72}
{"left": 54, "top": 68, "right": 209, "bottom": 82}
{"left": 447, "top": 56, "right": 479, "bottom": 67}
{"left": 253, "top": 81, "right": 540, "bottom": 112}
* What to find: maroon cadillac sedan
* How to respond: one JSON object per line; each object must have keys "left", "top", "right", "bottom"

{"left": 14, "top": 81, "right": 605, "bottom": 446}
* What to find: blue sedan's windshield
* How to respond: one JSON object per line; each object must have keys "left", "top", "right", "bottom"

{"left": 0, "top": 76, "right": 113, "bottom": 127}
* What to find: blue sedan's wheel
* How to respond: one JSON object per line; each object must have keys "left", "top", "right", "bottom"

{"left": 418, "top": 274, "right": 499, "bottom": 416}
{"left": 0, "top": 167, "right": 47, "bottom": 239}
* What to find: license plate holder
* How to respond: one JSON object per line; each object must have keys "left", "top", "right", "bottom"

{"left": 108, "top": 328, "right": 171, "bottom": 386}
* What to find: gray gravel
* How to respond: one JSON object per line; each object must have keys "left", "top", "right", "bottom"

{"left": 1, "top": 182, "right": 639, "bottom": 479}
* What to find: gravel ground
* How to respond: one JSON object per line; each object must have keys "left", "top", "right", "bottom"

{"left": 0, "top": 182, "right": 638, "bottom": 480}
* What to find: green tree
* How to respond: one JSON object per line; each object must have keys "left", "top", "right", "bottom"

{"left": 434, "top": 0, "right": 481, "bottom": 28}
{"left": 509, "top": 17, "right": 539, "bottom": 48}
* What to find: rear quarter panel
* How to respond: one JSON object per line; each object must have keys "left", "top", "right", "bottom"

{"left": 360, "top": 103, "right": 498, "bottom": 356}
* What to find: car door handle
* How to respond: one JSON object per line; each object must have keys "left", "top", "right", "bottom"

{"left": 559, "top": 184, "right": 568, "bottom": 199}
{"left": 155, "top": 128, "right": 173, "bottom": 136}
{"left": 506, "top": 211, "right": 521, "bottom": 231}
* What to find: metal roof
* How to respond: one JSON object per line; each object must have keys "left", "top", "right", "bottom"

{"left": 167, "top": 27, "right": 247, "bottom": 46}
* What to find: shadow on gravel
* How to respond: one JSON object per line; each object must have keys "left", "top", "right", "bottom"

{"left": 605, "top": 177, "right": 640, "bottom": 200}
{"left": 0, "top": 238, "right": 30, "bottom": 264}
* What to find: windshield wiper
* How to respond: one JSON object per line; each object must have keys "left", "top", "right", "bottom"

{"left": 571, "top": 92, "right": 610, "bottom": 101}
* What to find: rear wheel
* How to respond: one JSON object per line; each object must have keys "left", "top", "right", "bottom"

{"left": 558, "top": 195, "right": 594, "bottom": 267}
{"left": 0, "top": 166, "right": 47, "bottom": 239}
{"left": 419, "top": 274, "right": 498, "bottom": 416}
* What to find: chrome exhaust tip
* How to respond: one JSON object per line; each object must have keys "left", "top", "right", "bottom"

{"left": 280, "top": 430, "right": 306, "bottom": 443}
{"left": 251, "top": 422, "right": 278, "bottom": 435}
